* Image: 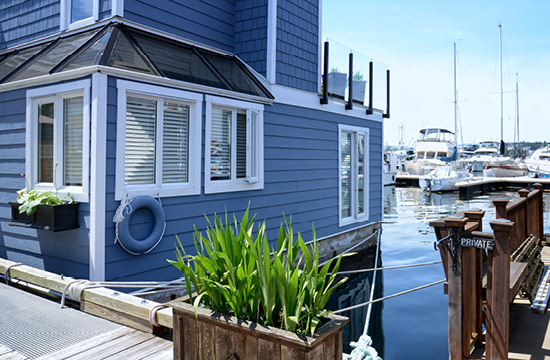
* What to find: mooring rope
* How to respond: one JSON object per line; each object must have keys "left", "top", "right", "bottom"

{"left": 336, "top": 261, "right": 442, "bottom": 275}
{"left": 113, "top": 193, "right": 133, "bottom": 249}
{"left": 345, "top": 228, "right": 383, "bottom": 360}
{"left": 335, "top": 279, "right": 446, "bottom": 314}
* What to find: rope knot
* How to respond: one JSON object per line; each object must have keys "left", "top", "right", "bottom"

{"left": 349, "top": 334, "right": 381, "bottom": 360}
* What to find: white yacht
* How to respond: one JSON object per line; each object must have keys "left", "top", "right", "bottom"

{"left": 466, "top": 140, "right": 505, "bottom": 172}
{"left": 404, "top": 128, "right": 456, "bottom": 175}
{"left": 419, "top": 164, "right": 473, "bottom": 192}
{"left": 525, "top": 147, "right": 550, "bottom": 177}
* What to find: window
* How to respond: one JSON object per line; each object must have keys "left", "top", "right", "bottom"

{"left": 115, "top": 81, "right": 202, "bottom": 200}
{"left": 339, "top": 125, "right": 369, "bottom": 226}
{"left": 26, "top": 80, "right": 90, "bottom": 202}
{"left": 205, "top": 95, "right": 263, "bottom": 194}
{"left": 61, "top": 0, "right": 99, "bottom": 30}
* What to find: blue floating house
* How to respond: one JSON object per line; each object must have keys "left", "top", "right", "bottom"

{"left": 0, "top": 0, "right": 389, "bottom": 282}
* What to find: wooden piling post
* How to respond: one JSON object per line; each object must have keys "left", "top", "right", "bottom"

{"left": 493, "top": 199, "right": 509, "bottom": 220}
{"left": 486, "top": 219, "right": 514, "bottom": 360}
{"left": 443, "top": 215, "right": 467, "bottom": 360}
{"left": 464, "top": 209, "right": 486, "bottom": 348}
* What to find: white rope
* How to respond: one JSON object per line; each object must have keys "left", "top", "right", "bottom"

{"left": 113, "top": 193, "right": 133, "bottom": 247}
{"left": 346, "top": 227, "right": 382, "bottom": 360}
{"left": 336, "top": 261, "right": 442, "bottom": 275}
{"left": 60, "top": 279, "right": 189, "bottom": 308}
{"left": 335, "top": 279, "right": 446, "bottom": 314}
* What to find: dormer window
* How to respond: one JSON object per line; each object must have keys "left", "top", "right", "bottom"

{"left": 60, "top": 0, "right": 99, "bottom": 30}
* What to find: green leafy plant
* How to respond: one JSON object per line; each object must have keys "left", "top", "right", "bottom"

{"left": 16, "top": 173, "right": 74, "bottom": 215}
{"left": 168, "top": 207, "right": 349, "bottom": 335}
{"left": 352, "top": 71, "right": 364, "bottom": 81}
{"left": 330, "top": 67, "right": 340, "bottom": 73}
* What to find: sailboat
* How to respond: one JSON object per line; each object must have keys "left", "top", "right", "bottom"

{"left": 419, "top": 42, "right": 473, "bottom": 192}
{"left": 482, "top": 25, "right": 528, "bottom": 178}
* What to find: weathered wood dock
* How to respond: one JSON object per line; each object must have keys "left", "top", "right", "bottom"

{"left": 431, "top": 183, "right": 549, "bottom": 359}
{"left": 0, "top": 327, "right": 173, "bottom": 360}
{"left": 0, "top": 260, "right": 174, "bottom": 359}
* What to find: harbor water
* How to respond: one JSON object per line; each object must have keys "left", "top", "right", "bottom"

{"left": 328, "top": 186, "right": 550, "bottom": 359}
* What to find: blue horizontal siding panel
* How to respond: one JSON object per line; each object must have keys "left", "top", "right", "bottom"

{"left": 123, "top": 0, "right": 235, "bottom": 52}
{"left": 276, "top": 0, "right": 319, "bottom": 92}
{"left": 0, "top": 84, "right": 91, "bottom": 279}
{"left": 103, "top": 82, "right": 382, "bottom": 281}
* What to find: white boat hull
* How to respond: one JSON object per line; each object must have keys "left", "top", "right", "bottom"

{"left": 419, "top": 166, "right": 473, "bottom": 192}
{"left": 483, "top": 165, "right": 528, "bottom": 178}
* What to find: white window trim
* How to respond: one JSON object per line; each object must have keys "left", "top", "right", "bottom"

{"left": 26, "top": 80, "right": 91, "bottom": 203}
{"left": 115, "top": 80, "right": 202, "bottom": 200}
{"left": 338, "top": 124, "right": 369, "bottom": 227}
{"left": 60, "top": 0, "right": 100, "bottom": 31}
{"left": 205, "top": 95, "right": 264, "bottom": 194}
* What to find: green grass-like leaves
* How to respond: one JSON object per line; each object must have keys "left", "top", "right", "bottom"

{"left": 168, "top": 207, "right": 348, "bottom": 335}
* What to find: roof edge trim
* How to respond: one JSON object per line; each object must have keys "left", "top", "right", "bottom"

{"left": 0, "top": 66, "right": 275, "bottom": 105}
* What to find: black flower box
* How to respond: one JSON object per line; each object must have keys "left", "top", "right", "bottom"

{"left": 9, "top": 202, "right": 80, "bottom": 232}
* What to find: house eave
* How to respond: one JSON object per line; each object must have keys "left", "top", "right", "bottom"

{"left": 0, "top": 65, "right": 275, "bottom": 105}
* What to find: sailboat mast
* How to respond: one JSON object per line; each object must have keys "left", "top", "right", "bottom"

{"left": 454, "top": 41, "right": 458, "bottom": 148}
{"left": 515, "top": 73, "right": 519, "bottom": 146}
{"left": 499, "top": 24, "right": 504, "bottom": 150}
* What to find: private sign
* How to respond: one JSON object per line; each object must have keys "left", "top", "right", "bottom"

{"left": 460, "top": 237, "right": 494, "bottom": 250}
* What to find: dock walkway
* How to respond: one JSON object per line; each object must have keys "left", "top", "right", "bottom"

{"left": 506, "top": 245, "right": 550, "bottom": 360}
{"left": 0, "top": 282, "right": 172, "bottom": 359}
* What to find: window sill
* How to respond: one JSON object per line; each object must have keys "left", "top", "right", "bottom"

{"left": 116, "top": 184, "right": 200, "bottom": 201}
{"left": 204, "top": 180, "right": 263, "bottom": 194}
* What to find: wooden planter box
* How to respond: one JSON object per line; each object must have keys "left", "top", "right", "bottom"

{"left": 9, "top": 202, "right": 79, "bottom": 232}
{"left": 169, "top": 297, "right": 348, "bottom": 360}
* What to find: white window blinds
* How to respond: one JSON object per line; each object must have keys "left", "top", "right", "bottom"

{"left": 340, "top": 131, "right": 352, "bottom": 219}
{"left": 210, "top": 108, "right": 231, "bottom": 180}
{"left": 163, "top": 101, "right": 189, "bottom": 183}
{"left": 125, "top": 96, "right": 156, "bottom": 185}
{"left": 38, "top": 102, "right": 54, "bottom": 183}
{"left": 63, "top": 96, "right": 83, "bottom": 186}
{"left": 236, "top": 111, "right": 247, "bottom": 179}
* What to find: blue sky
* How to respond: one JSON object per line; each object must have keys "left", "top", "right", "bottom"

{"left": 322, "top": 1, "right": 550, "bottom": 146}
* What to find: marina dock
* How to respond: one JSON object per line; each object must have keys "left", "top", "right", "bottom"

{"left": 0, "top": 281, "right": 173, "bottom": 359}
{"left": 396, "top": 173, "right": 550, "bottom": 195}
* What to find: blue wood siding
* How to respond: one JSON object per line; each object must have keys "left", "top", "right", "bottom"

{"left": 0, "top": 0, "right": 59, "bottom": 50}
{"left": 123, "top": 0, "right": 235, "bottom": 53}
{"left": 0, "top": 0, "right": 112, "bottom": 50}
{"left": 234, "top": 0, "right": 268, "bottom": 77}
{"left": 0, "top": 86, "right": 90, "bottom": 278}
{"left": 276, "top": 0, "right": 319, "bottom": 92}
{"left": 104, "top": 78, "right": 382, "bottom": 281}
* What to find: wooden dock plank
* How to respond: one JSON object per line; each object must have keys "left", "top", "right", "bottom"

{"left": 139, "top": 346, "right": 173, "bottom": 360}
{"left": 38, "top": 327, "right": 134, "bottom": 360}
{"left": 102, "top": 336, "right": 173, "bottom": 359}
{"left": 62, "top": 329, "right": 153, "bottom": 360}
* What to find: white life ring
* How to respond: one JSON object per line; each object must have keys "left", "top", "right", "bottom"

{"left": 114, "top": 196, "right": 166, "bottom": 255}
